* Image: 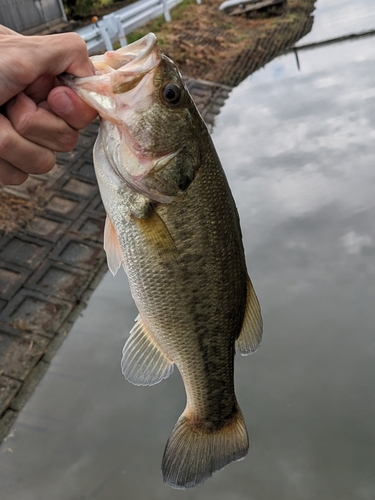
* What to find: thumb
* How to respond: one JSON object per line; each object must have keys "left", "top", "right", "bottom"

{"left": 48, "top": 86, "right": 97, "bottom": 130}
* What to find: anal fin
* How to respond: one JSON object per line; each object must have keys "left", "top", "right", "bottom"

{"left": 235, "top": 276, "right": 263, "bottom": 355}
{"left": 121, "top": 315, "right": 174, "bottom": 386}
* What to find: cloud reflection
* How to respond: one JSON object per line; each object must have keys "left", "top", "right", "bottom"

{"left": 211, "top": 33, "right": 375, "bottom": 500}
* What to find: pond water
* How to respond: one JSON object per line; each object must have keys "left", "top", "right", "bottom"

{"left": 296, "top": 0, "right": 375, "bottom": 45}
{"left": 1, "top": 4, "right": 375, "bottom": 500}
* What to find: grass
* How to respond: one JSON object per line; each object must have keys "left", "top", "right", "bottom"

{"left": 102, "top": 0, "right": 315, "bottom": 87}
{"left": 125, "top": 0, "right": 198, "bottom": 45}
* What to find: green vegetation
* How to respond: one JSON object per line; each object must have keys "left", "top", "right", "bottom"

{"left": 63, "top": 0, "right": 114, "bottom": 19}
{"left": 170, "top": 0, "right": 197, "bottom": 20}
{"left": 126, "top": 15, "right": 166, "bottom": 45}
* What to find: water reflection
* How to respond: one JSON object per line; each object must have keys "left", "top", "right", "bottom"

{"left": 296, "top": 0, "right": 375, "bottom": 45}
{"left": 212, "top": 34, "right": 375, "bottom": 499}
{"left": 1, "top": 21, "right": 375, "bottom": 500}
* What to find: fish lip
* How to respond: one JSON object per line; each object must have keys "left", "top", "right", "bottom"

{"left": 59, "top": 33, "right": 161, "bottom": 93}
{"left": 101, "top": 32, "right": 159, "bottom": 70}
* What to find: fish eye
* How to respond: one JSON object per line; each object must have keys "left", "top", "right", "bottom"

{"left": 161, "top": 83, "right": 182, "bottom": 106}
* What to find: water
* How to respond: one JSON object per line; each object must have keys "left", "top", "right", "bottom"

{"left": 296, "top": 0, "right": 375, "bottom": 45}
{"left": 1, "top": 4, "right": 375, "bottom": 500}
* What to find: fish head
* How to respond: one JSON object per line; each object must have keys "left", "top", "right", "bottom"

{"left": 60, "top": 33, "right": 204, "bottom": 203}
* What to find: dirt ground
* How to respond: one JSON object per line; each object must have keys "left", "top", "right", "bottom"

{"left": 63, "top": 0, "right": 316, "bottom": 86}
{"left": 111, "top": 0, "right": 316, "bottom": 86}
{"left": 0, "top": 193, "right": 39, "bottom": 234}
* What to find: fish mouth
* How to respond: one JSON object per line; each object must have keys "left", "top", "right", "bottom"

{"left": 91, "top": 32, "right": 159, "bottom": 72}
{"left": 58, "top": 33, "right": 161, "bottom": 114}
{"left": 59, "top": 34, "right": 180, "bottom": 204}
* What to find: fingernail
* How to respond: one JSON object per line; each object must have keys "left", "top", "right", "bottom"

{"left": 50, "top": 90, "right": 73, "bottom": 113}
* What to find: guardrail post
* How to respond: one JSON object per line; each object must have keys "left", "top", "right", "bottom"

{"left": 115, "top": 14, "right": 127, "bottom": 46}
{"left": 161, "top": 0, "right": 171, "bottom": 22}
{"left": 97, "top": 20, "right": 114, "bottom": 51}
{"left": 80, "top": 0, "right": 202, "bottom": 54}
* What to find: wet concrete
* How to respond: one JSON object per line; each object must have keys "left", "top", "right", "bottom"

{"left": 0, "top": 121, "right": 108, "bottom": 441}
{"left": 1, "top": 2, "right": 375, "bottom": 499}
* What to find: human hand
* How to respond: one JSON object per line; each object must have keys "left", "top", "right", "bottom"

{"left": 0, "top": 25, "right": 98, "bottom": 185}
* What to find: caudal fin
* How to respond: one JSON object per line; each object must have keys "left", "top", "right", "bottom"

{"left": 161, "top": 407, "right": 249, "bottom": 489}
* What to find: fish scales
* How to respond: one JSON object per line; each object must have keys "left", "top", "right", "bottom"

{"left": 60, "top": 33, "right": 262, "bottom": 489}
{"left": 127, "top": 144, "right": 248, "bottom": 424}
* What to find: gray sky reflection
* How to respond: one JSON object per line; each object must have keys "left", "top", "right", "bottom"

{"left": 296, "top": 0, "right": 375, "bottom": 45}
{"left": 212, "top": 34, "right": 375, "bottom": 500}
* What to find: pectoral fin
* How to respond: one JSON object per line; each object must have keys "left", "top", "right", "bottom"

{"left": 235, "top": 277, "right": 263, "bottom": 355}
{"left": 121, "top": 315, "right": 174, "bottom": 386}
{"left": 104, "top": 215, "right": 124, "bottom": 276}
{"left": 134, "top": 206, "right": 177, "bottom": 258}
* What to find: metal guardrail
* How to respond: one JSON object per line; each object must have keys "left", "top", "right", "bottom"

{"left": 76, "top": 0, "right": 201, "bottom": 54}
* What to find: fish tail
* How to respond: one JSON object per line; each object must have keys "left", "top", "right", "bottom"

{"left": 161, "top": 406, "right": 249, "bottom": 489}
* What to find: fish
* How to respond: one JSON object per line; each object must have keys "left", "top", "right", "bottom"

{"left": 60, "top": 33, "right": 262, "bottom": 489}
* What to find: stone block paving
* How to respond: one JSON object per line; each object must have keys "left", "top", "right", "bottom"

{"left": 0, "top": 80, "right": 232, "bottom": 441}
{"left": 0, "top": 119, "right": 108, "bottom": 441}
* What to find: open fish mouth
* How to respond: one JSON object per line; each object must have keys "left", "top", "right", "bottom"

{"left": 59, "top": 33, "right": 181, "bottom": 203}
{"left": 91, "top": 32, "right": 159, "bottom": 71}
{"left": 58, "top": 33, "right": 162, "bottom": 112}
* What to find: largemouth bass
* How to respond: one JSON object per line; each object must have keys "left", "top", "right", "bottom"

{"left": 61, "top": 33, "right": 262, "bottom": 489}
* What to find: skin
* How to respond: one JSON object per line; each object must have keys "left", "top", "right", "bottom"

{"left": 0, "top": 24, "right": 97, "bottom": 186}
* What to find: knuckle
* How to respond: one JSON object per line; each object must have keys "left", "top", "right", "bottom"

{"left": 13, "top": 111, "right": 36, "bottom": 138}
{"left": 8, "top": 172, "right": 29, "bottom": 186}
{"left": 0, "top": 128, "right": 16, "bottom": 155}
{"left": 36, "top": 151, "right": 56, "bottom": 174}
{"left": 26, "top": 151, "right": 56, "bottom": 175}
{"left": 68, "top": 32, "right": 87, "bottom": 52}
{"left": 57, "top": 130, "right": 79, "bottom": 152}
{"left": 0, "top": 161, "right": 29, "bottom": 186}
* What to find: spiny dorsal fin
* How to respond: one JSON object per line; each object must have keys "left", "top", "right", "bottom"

{"left": 235, "top": 276, "right": 263, "bottom": 355}
{"left": 121, "top": 315, "right": 174, "bottom": 386}
{"left": 104, "top": 215, "right": 124, "bottom": 276}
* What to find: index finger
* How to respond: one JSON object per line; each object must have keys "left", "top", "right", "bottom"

{"left": 0, "top": 32, "right": 95, "bottom": 104}
{"left": 35, "top": 32, "right": 95, "bottom": 78}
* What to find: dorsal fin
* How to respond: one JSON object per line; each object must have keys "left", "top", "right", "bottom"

{"left": 104, "top": 215, "right": 124, "bottom": 276}
{"left": 235, "top": 277, "right": 263, "bottom": 355}
{"left": 121, "top": 315, "right": 174, "bottom": 386}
